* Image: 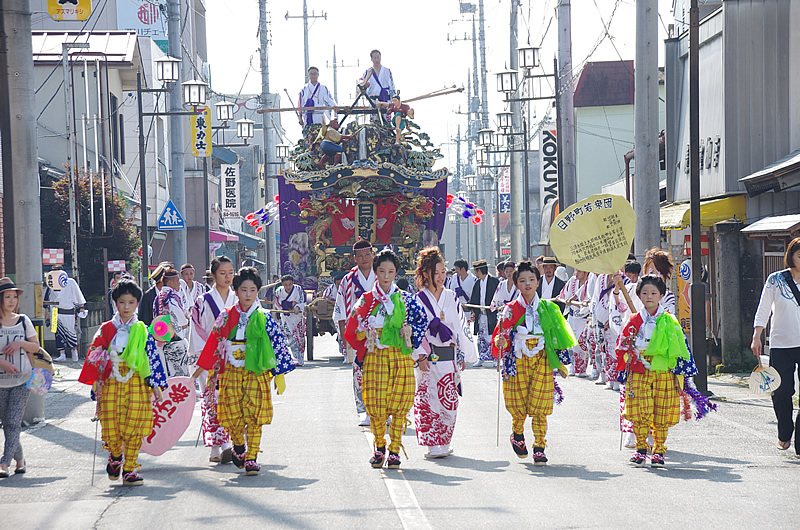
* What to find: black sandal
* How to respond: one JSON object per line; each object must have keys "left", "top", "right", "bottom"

{"left": 14, "top": 460, "right": 26, "bottom": 474}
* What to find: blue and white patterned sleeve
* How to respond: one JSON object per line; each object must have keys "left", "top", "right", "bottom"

{"left": 145, "top": 334, "right": 168, "bottom": 388}
{"left": 403, "top": 291, "right": 430, "bottom": 349}
{"left": 671, "top": 337, "right": 699, "bottom": 376}
{"left": 264, "top": 310, "right": 296, "bottom": 376}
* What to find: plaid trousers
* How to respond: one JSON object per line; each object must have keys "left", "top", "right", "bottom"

{"left": 503, "top": 351, "right": 554, "bottom": 448}
{"left": 362, "top": 345, "right": 414, "bottom": 453}
{"left": 624, "top": 367, "right": 680, "bottom": 454}
{"left": 99, "top": 368, "right": 153, "bottom": 472}
{"left": 218, "top": 346, "right": 273, "bottom": 461}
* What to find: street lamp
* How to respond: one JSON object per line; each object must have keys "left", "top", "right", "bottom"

{"left": 137, "top": 69, "right": 204, "bottom": 280}
{"left": 182, "top": 79, "right": 208, "bottom": 107}
{"left": 497, "top": 111, "right": 513, "bottom": 131}
{"left": 154, "top": 56, "right": 181, "bottom": 84}
{"left": 478, "top": 128, "right": 495, "bottom": 148}
{"left": 496, "top": 69, "right": 518, "bottom": 94}
{"left": 215, "top": 101, "right": 235, "bottom": 123}
{"left": 517, "top": 44, "right": 541, "bottom": 71}
{"left": 276, "top": 144, "right": 290, "bottom": 160}
{"left": 476, "top": 147, "right": 488, "bottom": 167}
{"left": 493, "top": 131, "right": 506, "bottom": 148}
{"left": 236, "top": 118, "right": 255, "bottom": 140}
{"left": 464, "top": 174, "right": 477, "bottom": 191}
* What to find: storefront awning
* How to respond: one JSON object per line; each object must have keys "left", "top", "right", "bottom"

{"left": 660, "top": 195, "right": 746, "bottom": 230}
{"left": 209, "top": 230, "right": 238, "bottom": 242}
{"left": 740, "top": 214, "right": 800, "bottom": 239}
{"left": 739, "top": 149, "right": 800, "bottom": 196}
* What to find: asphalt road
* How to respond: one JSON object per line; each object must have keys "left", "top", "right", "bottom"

{"left": 2, "top": 334, "right": 799, "bottom": 529}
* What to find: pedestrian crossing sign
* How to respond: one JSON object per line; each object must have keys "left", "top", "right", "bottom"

{"left": 158, "top": 199, "right": 185, "bottom": 230}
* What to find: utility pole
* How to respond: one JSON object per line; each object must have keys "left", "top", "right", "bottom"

{"left": 633, "top": 0, "right": 660, "bottom": 257}
{"left": 455, "top": 124, "right": 463, "bottom": 259}
{"left": 509, "top": 0, "right": 523, "bottom": 263}
{"left": 477, "top": 0, "right": 489, "bottom": 128}
{"left": 688, "top": 0, "right": 708, "bottom": 391}
{"left": 285, "top": 0, "right": 327, "bottom": 83}
{"left": 6, "top": 0, "right": 43, "bottom": 314}
{"left": 327, "top": 46, "right": 358, "bottom": 103}
{"left": 260, "top": 0, "right": 276, "bottom": 277}
{"left": 62, "top": 42, "right": 89, "bottom": 278}
{"left": 557, "top": 0, "right": 577, "bottom": 211}
{"left": 168, "top": 0, "right": 187, "bottom": 267}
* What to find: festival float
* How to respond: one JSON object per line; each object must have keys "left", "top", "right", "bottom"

{"left": 250, "top": 86, "right": 459, "bottom": 289}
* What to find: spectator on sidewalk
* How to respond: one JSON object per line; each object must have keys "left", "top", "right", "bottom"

{"left": 752, "top": 237, "right": 800, "bottom": 455}
{"left": 0, "top": 278, "right": 40, "bottom": 477}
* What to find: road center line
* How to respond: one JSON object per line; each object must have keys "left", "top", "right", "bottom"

{"left": 362, "top": 429, "right": 432, "bottom": 530}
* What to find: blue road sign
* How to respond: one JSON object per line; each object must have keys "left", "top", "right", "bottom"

{"left": 158, "top": 199, "right": 185, "bottom": 230}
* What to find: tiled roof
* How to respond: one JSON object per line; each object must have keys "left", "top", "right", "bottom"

{"left": 573, "top": 60, "right": 634, "bottom": 107}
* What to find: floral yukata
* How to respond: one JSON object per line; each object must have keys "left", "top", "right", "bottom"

{"left": 492, "top": 295, "right": 576, "bottom": 451}
{"left": 191, "top": 287, "right": 236, "bottom": 448}
{"left": 197, "top": 303, "right": 295, "bottom": 466}
{"left": 80, "top": 314, "right": 167, "bottom": 478}
{"left": 413, "top": 287, "right": 477, "bottom": 452}
{"left": 344, "top": 284, "right": 428, "bottom": 455}
{"left": 615, "top": 304, "right": 699, "bottom": 456}
{"left": 274, "top": 285, "right": 307, "bottom": 365}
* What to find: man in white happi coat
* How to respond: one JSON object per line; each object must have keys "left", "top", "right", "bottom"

{"left": 333, "top": 240, "right": 376, "bottom": 426}
{"left": 274, "top": 275, "right": 307, "bottom": 366}
{"left": 490, "top": 261, "right": 519, "bottom": 311}
{"left": 50, "top": 267, "right": 86, "bottom": 362}
{"left": 451, "top": 259, "right": 477, "bottom": 307}
{"left": 359, "top": 49, "right": 396, "bottom": 104}
{"left": 297, "top": 66, "right": 337, "bottom": 126}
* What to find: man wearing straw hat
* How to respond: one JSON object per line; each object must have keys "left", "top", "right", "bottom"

{"left": 468, "top": 259, "right": 500, "bottom": 368}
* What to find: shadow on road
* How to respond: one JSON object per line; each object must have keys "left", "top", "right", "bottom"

{"left": 423, "top": 455, "right": 510, "bottom": 473}
{"left": 395, "top": 467, "right": 472, "bottom": 486}
{"left": 521, "top": 463, "right": 623, "bottom": 481}
{"left": 97, "top": 484, "right": 182, "bottom": 501}
{"left": 0, "top": 475, "right": 68, "bottom": 488}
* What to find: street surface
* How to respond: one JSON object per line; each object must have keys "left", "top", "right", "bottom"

{"left": 2, "top": 335, "right": 798, "bottom": 529}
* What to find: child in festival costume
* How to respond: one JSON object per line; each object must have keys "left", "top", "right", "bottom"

{"left": 79, "top": 280, "right": 167, "bottom": 486}
{"left": 195, "top": 267, "right": 295, "bottom": 476}
{"left": 491, "top": 262, "right": 577, "bottom": 465}
{"left": 190, "top": 255, "right": 236, "bottom": 463}
{"left": 615, "top": 275, "right": 699, "bottom": 468}
{"left": 412, "top": 247, "right": 476, "bottom": 458}
{"left": 344, "top": 249, "right": 428, "bottom": 469}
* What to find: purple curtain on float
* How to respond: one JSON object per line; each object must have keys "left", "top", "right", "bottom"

{"left": 277, "top": 176, "right": 316, "bottom": 290}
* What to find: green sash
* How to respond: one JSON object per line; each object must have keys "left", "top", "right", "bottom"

{"left": 536, "top": 299, "right": 577, "bottom": 370}
{"left": 120, "top": 322, "right": 151, "bottom": 380}
{"left": 228, "top": 308, "right": 276, "bottom": 375}
{"left": 371, "top": 292, "right": 412, "bottom": 355}
{"left": 646, "top": 312, "right": 689, "bottom": 372}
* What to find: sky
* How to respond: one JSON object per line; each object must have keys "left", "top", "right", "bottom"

{"left": 206, "top": 0, "right": 678, "bottom": 171}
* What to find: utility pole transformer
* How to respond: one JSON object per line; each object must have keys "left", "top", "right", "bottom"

{"left": 6, "top": 0, "right": 43, "bottom": 314}
{"left": 633, "top": 0, "right": 661, "bottom": 256}
{"left": 168, "top": 0, "right": 187, "bottom": 267}
{"left": 557, "top": 0, "right": 577, "bottom": 211}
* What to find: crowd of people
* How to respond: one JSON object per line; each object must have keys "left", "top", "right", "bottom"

{"left": 6, "top": 235, "right": 800, "bottom": 482}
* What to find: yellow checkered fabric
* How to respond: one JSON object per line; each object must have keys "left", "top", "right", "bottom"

{"left": 362, "top": 345, "right": 414, "bottom": 452}
{"left": 503, "top": 351, "right": 555, "bottom": 448}
{"left": 218, "top": 344, "right": 273, "bottom": 460}
{"left": 99, "top": 364, "right": 153, "bottom": 472}
{"left": 624, "top": 364, "right": 680, "bottom": 454}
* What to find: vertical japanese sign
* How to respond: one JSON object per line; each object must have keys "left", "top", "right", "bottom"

{"left": 48, "top": 0, "right": 92, "bottom": 21}
{"left": 498, "top": 167, "right": 511, "bottom": 214}
{"left": 221, "top": 164, "right": 240, "bottom": 220}
{"left": 356, "top": 201, "right": 377, "bottom": 243}
{"left": 190, "top": 107, "right": 211, "bottom": 158}
{"left": 539, "top": 127, "right": 559, "bottom": 244}
{"left": 117, "top": 0, "right": 168, "bottom": 52}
